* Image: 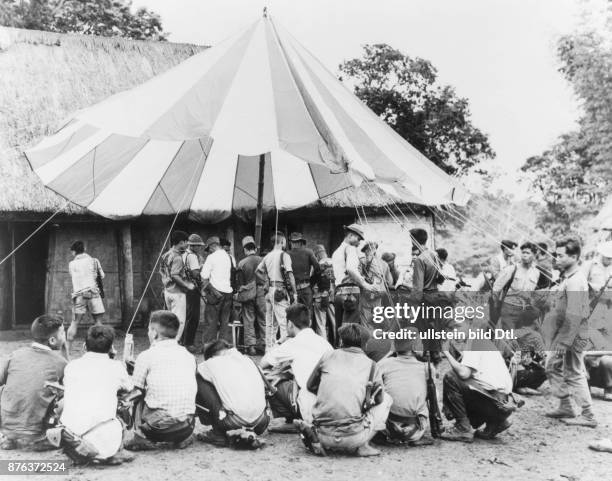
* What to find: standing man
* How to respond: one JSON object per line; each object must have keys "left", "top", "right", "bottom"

{"left": 493, "top": 242, "right": 541, "bottom": 330}
{"left": 490, "top": 240, "right": 517, "bottom": 282}
{"left": 160, "top": 231, "right": 195, "bottom": 342}
{"left": 237, "top": 236, "right": 266, "bottom": 356}
{"left": 201, "top": 236, "right": 233, "bottom": 345}
{"left": 182, "top": 234, "right": 205, "bottom": 352}
{"left": 331, "top": 224, "right": 374, "bottom": 338}
{"left": 436, "top": 248, "right": 458, "bottom": 292}
{"left": 381, "top": 252, "right": 401, "bottom": 287}
{"left": 288, "top": 232, "right": 320, "bottom": 321}
{"left": 256, "top": 232, "right": 297, "bottom": 350}
{"left": 67, "top": 240, "right": 105, "bottom": 355}
{"left": 312, "top": 245, "right": 335, "bottom": 342}
{"left": 545, "top": 238, "right": 596, "bottom": 427}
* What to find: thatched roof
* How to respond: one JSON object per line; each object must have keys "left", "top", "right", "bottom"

{"left": 0, "top": 27, "right": 424, "bottom": 217}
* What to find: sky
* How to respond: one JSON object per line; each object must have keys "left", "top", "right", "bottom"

{"left": 134, "top": 0, "right": 588, "bottom": 183}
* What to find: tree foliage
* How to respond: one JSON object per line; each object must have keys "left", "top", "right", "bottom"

{"left": 339, "top": 44, "right": 494, "bottom": 176}
{"left": 521, "top": 9, "right": 612, "bottom": 236}
{"left": 0, "top": 0, "right": 167, "bottom": 40}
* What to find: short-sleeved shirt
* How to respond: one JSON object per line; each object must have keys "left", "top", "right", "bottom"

{"left": 69, "top": 253, "right": 104, "bottom": 293}
{"left": 61, "top": 352, "right": 133, "bottom": 435}
{"left": 132, "top": 339, "right": 197, "bottom": 419}
{"left": 237, "top": 254, "right": 262, "bottom": 286}
{"left": 198, "top": 349, "right": 266, "bottom": 423}
{"left": 331, "top": 242, "right": 360, "bottom": 286}
{"left": 310, "top": 347, "right": 380, "bottom": 432}
{"left": 551, "top": 268, "right": 590, "bottom": 347}
{"left": 258, "top": 249, "right": 292, "bottom": 283}
{"left": 377, "top": 354, "right": 427, "bottom": 419}
{"left": 201, "top": 249, "right": 233, "bottom": 293}
{"left": 182, "top": 248, "right": 201, "bottom": 273}
{"left": 0, "top": 344, "right": 66, "bottom": 437}
{"left": 289, "top": 247, "right": 319, "bottom": 284}
{"left": 461, "top": 341, "right": 513, "bottom": 394}
{"left": 494, "top": 264, "right": 540, "bottom": 306}
{"left": 160, "top": 247, "right": 187, "bottom": 294}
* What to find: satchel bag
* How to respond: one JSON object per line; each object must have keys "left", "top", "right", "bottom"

{"left": 236, "top": 281, "right": 257, "bottom": 302}
{"left": 204, "top": 283, "right": 224, "bottom": 305}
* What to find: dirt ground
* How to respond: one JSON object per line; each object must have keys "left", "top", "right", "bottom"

{"left": 1, "top": 328, "right": 611, "bottom": 481}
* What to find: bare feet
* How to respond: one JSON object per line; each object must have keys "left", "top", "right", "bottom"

{"left": 356, "top": 443, "right": 380, "bottom": 457}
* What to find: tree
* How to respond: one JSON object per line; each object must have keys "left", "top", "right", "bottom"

{"left": 0, "top": 0, "right": 167, "bottom": 41}
{"left": 521, "top": 5, "right": 612, "bottom": 235}
{"left": 339, "top": 44, "right": 494, "bottom": 176}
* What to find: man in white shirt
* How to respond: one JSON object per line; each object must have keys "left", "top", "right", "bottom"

{"left": 67, "top": 240, "right": 105, "bottom": 356}
{"left": 256, "top": 232, "right": 297, "bottom": 350}
{"left": 201, "top": 236, "right": 233, "bottom": 345}
{"left": 195, "top": 340, "right": 268, "bottom": 448}
{"left": 441, "top": 321, "right": 515, "bottom": 443}
{"left": 261, "top": 303, "right": 333, "bottom": 424}
{"left": 493, "top": 242, "right": 543, "bottom": 330}
{"left": 125, "top": 311, "right": 197, "bottom": 451}
{"left": 59, "top": 325, "right": 133, "bottom": 465}
{"left": 331, "top": 224, "right": 374, "bottom": 342}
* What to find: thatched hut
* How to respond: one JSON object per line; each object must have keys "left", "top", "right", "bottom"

{"left": 0, "top": 26, "right": 433, "bottom": 330}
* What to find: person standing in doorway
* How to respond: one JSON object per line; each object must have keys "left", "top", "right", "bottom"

{"left": 67, "top": 240, "right": 106, "bottom": 357}
{"left": 201, "top": 237, "right": 234, "bottom": 345}
{"left": 181, "top": 234, "right": 205, "bottom": 353}
{"left": 160, "top": 231, "right": 195, "bottom": 342}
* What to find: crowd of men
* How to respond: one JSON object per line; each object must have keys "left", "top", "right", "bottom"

{"left": 1, "top": 225, "right": 612, "bottom": 465}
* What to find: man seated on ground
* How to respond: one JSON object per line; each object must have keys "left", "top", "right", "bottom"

{"left": 376, "top": 331, "right": 429, "bottom": 445}
{"left": 125, "top": 310, "right": 197, "bottom": 451}
{"left": 0, "top": 315, "right": 67, "bottom": 451}
{"left": 441, "top": 320, "right": 516, "bottom": 443}
{"left": 196, "top": 340, "right": 269, "bottom": 449}
{"left": 57, "top": 325, "right": 134, "bottom": 465}
{"left": 585, "top": 354, "right": 612, "bottom": 402}
{"left": 260, "top": 304, "right": 332, "bottom": 426}
{"left": 306, "top": 324, "right": 393, "bottom": 457}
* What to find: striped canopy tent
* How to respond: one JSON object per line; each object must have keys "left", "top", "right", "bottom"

{"left": 25, "top": 12, "right": 468, "bottom": 228}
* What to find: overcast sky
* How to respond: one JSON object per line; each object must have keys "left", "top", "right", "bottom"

{"left": 134, "top": 0, "right": 588, "bottom": 179}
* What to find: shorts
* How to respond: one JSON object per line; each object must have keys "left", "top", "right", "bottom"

{"left": 73, "top": 290, "right": 105, "bottom": 316}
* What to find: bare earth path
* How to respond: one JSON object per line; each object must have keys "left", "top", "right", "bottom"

{"left": 1, "top": 329, "right": 610, "bottom": 481}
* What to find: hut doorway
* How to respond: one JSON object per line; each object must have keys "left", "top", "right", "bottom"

{"left": 13, "top": 223, "right": 49, "bottom": 326}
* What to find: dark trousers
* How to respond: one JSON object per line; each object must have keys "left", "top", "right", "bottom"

{"left": 588, "top": 356, "right": 612, "bottom": 390}
{"left": 267, "top": 379, "right": 298, "bottom": 419}
{"left": 182, "top": 289, "right": 201, "bottom": 346}
{"left": 195, "top": 376, "right": 268, "bottom": 434}
{"left": 515, "top": 363, "right": 547, "bottom": 391}
{"left": 333, "top": 292, "right": 360, "bottom": 346}
{"left": 296, "top": 286, "right": 314, "bottom": 319}
{"left": 202, "top": 292, "right": 233, "bottom": 345}
{"left": 443, "top": 370, "right": 509, "bottom": 429}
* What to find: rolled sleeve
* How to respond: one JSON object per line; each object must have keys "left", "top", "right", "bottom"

{"left": 132, "top": 353, "right": 149, "bottom": 390}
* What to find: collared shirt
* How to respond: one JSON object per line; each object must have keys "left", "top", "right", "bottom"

{"left": 201, "top": 249, "right": 233, "bottom": 293}
{"left": 377, "top": 354, "right": 427, "bottom": 419}
{"left": 258, "top": 248, "right": 292, "bottom": 283}
{"left": 331, "top": 242, "right": 360, "bottom": 286}
{"left": 289, "top": 247, "right": 320, "bottom": 284}
{"left": 61, "top": 352, "right": 133, "bottom": 435}
{"left": 582, "top": 258, "right": 612, "bottom": 292}
{"left": 69, "top": 253, "right": 104, "bottom": 293}
{"left": 461, "top": 341, "right": 513, "bottom": 394}
{"left": 0, "top": 345, "right": 66, "bottom": 437}
{"left": 550, "top": 267, "right": 590, "bottom": 347}
{"left": 160, "top": 247, "right": 187, "bottom": 293}
{"left": 309, "top": 347, "right": 381, "bottom": 432}
{"left": 494, "top": 263, "right": 540, "bottom": 306}
{"left": 182, "top": 248, "right": 201, "bottom": 272}
{"left": 262, "top": 328, "right": 332, "bottom": 423}
{"left": 490, "top": 253, "right": 514, "bottom": 280}
{"left": 198, "top": 349, "right": 266, "bottom": 423}
{"left": 132, "top": 339, "right": 196, "bottom": 418}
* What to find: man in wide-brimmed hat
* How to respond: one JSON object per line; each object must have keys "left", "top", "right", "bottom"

{"left": 181, "top": 234, "right": 205, "bottom": 352}
{"left": 331, "top": 224, "right": 375, "bottom": 344}
{"left": 288, "top": 232, "right": 320, "bottom": 324}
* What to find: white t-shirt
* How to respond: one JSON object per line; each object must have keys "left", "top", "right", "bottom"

{"left": 201, "top": 249, "right": 232, "bottom": 293}
{"left": 461, "top": 347, "right": 512, "bottom": 394}
{"left": 197, "top": 349, "right": 266, "bottom": 423}
{"left": 261, "top": 328, "right": 333, "bottom": 423}
{"left": 60, "top": 352, "right": 133, "bottom": 458}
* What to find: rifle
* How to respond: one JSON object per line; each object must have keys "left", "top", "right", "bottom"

{"left": 426, "top": 353, "right": 444, "bottom": 438}
{"left": 589, "top": 274, "right": 612, "bottom": 312}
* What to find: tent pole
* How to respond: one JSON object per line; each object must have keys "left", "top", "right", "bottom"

{"left": 255, "top": 153, "right": 265, "bottom": 252}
